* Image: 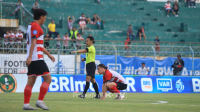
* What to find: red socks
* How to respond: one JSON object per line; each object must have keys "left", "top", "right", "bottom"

{"left": 38, "top": 82, "right": 50, "bottom": 101}
{"left": 24, "top": 82, "right": 50, "bottom": 104}
{"left": 24, "top": 85, "right": 33, "bottom": 104}
{"left": 108, "top": 86, "right": 120, "bottom": 93}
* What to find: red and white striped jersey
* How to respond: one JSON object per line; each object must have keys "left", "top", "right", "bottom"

{"left": 14, "top": 33, "right": 17, "bottom": 37}
{"left": 164, "top": 3, "right": 171, "bottom": 9}
{"left": 79, "top": 21, "right": 86, "bottom": 27}
{"left": 103, "top": 69, "right": 127, "bottom": 84}
{"left": 26, "top": 22, "right": 44, "bottom": 61}
{"left": 16, "top": 33, "right": 23, "bottom": 41}
{"left": 9, "top": 33, "right": 14, "bottom": 42}
{"left": 4, "top": 34, "right": 9, "bottom": 44}
{"left": 14, "top": 33, "right": 17, "bottom": 42}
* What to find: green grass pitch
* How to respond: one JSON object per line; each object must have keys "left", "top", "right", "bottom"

{"left": 0, "top": 93, "right": 200, "bottom": 112}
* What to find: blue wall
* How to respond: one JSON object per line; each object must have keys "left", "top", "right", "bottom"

{"left": 45, "top": 75, "right": 200, "bottom": 93}
{"left": 80, "top": 55, "right": 200, "bottom": 76}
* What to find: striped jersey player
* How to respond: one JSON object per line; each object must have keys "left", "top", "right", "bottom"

{"left": 97, "top": 64, "right": 127, "bottom": 100}
{"left": 23, "top": 9, "right": 55, "bottom": 110}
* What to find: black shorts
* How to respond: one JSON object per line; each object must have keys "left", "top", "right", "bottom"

{"left": 86, "top": 62, "right": 96, "bottom": 78}
{"left": 115, "top": 82, "right": 127, "bottom": 90}
{"left": 27, "top": 60, "right": 50, "bottom": 77}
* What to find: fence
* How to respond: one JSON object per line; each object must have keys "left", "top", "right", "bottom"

{"left": 1, "top": 39, "right": 200, "bottom": 76}
{"left": 0, "top": 2, "right": 47, "bottom": 33}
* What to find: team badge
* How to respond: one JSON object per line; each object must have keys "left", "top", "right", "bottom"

{"left": 176, "top": 79, "right": 184, "bottom": 92}
{"left": 0, "top": 74, "right": 17, "bottom": 93}
{"left": 33, "top": 30, "right": 37, "bottom": 35}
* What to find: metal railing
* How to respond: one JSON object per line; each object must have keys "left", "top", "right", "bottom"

{"left": 0, "top": 39, "right": 200, "bottom": 57}
{"left": 1, "top": 39, "right": 200, "bottom": 76}
{"left": 94, "top": 40, "right": 200, "bottom": 47}
{"left": 1, "top": 39, "right": 200, "bottom": 54}
{"left": 0, "top": 2, "right": 47, "bottom": 33}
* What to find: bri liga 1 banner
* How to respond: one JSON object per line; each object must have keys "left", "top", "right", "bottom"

{"left": 1, "top": 74, "right": 200, "bottom": 93}
{"left": 47, "top": 75, "right": 200, "bottom": 93}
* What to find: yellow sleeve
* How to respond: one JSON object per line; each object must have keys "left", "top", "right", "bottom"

{"left": 48, "top": 23, "right": 51, "bottom": 28}
{"left": 88, "top": 46, "right": 94, "bottom": 53}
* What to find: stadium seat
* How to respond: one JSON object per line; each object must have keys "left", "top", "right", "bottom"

{"left": 3, "top": 0, "right": 200, "bottom": 44}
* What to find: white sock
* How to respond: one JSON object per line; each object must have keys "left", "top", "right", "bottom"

{"left": 37, "top": 100, "right": 43, "bottom": 103}
{"left": 24, "top": 104, "right": 29, "bottom": 107}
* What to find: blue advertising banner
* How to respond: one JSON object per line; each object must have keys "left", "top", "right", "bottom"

{"left": 80, "top": 55, "right": 200, "bottom": 76}
{"left": 46, "top": 75, "right": 200, "bottom": 93}
{"left": 189, "top": 77, "right": 200, "bottom": 93}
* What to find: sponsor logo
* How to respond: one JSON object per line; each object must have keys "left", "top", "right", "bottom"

{"left": 33, "top": 30, "right": 37, "bottom": 34}
{"left": 73, "top": 92, "right": 127, "bottom": 99}
{"left": 141, "top": 78, "right": 153, "bottom": 92}
{"left": 157, "top": 78, "right": 172, "bottom": 92}
{"left": 49, "top": 76, "right": 136, "bottom": 92}
{"left": 107, "top": 63, "right": 121, "bottom": 74}
{"left": 0, "top": 74, "right": 17, "bottom": 93}
{"left": 176, "top": 79, "right": 184, "bottom": 92}
{"left": 51, "top": 61, "right": 66, "bottom": 74}
{"left": 125, "top": 77, "right": 136, "bottom": 92}
{"left": 192, "top": 78, "right": 200, "bottom": 92}
{"left": 4, "top": 60, "right": 27, "bottom": 74}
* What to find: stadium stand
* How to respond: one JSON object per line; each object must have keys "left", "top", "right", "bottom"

{"left": 1, "top": 0, "right": 200, "bottom": 43}
{"left": 1, "top": 0, "right": 200, "bottom": 76}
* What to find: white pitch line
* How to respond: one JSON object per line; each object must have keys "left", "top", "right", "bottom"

{"left": 150, "top": 101, "right": 168, "bottom": 104}
{"left": 1, "top": 98, "right": 199, "bottom": 107}
{"left": 189, "top": 105, "right": 200, "bottom": 106}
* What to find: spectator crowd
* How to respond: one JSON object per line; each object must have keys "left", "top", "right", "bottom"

{"left": 3, "top": 0, "right": 198, "bottom": 55}
{"left": 1, "top": 30, "right": 24, "bottom": 53}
